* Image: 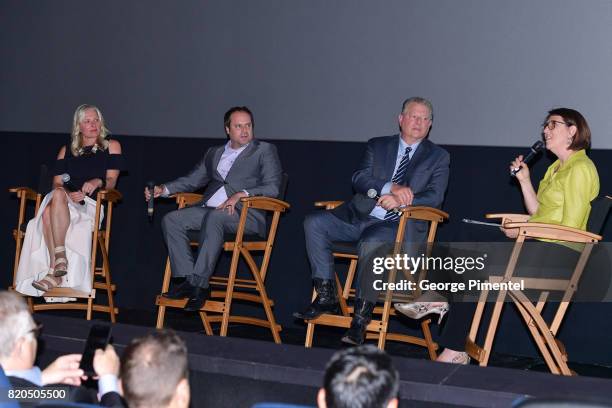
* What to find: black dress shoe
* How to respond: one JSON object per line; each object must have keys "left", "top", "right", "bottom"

{"left": 184, "top": 287, "right": 211, "bottom": 312}
{"left": 293, "top": 278, "right": 339, "bottom": 320}
{"left": 341, "top": 298, "right": 374, "bottom": 346}
{"left": 163, "top": 280, "right": 194, "bottom": 299}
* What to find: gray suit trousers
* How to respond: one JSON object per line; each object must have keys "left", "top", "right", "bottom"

{"left": 161, "top": 206, "right": 260, "bottom": 288}
{"left": 305, "top": 211, "right": 415, "bottom": 303}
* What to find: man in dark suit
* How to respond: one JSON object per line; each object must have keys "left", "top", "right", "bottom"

{"left": 294, "top": 97, "right": 450, "bottom": 345}
{"left": 145, "top": 106, "right": 282, "bottom": 311}
{"left": 0, "top": 290, "right": 124, "bottom": 407}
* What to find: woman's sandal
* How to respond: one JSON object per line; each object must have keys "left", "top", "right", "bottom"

{"left": 32, "top": 274, "right": 61, "bottom": 292}
{"left": 52, "top": 246, "right": 68, "bottom": 277}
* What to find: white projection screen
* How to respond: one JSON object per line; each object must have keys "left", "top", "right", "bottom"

{"left": 1, "top": 0, "right": 611, "bottom": 148}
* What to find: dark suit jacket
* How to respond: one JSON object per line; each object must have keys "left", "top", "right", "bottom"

{"left": 8, "top": 375, "right": 125, "bottom": 408}
{"left": 332, "top": 135, "right": 450, "bottom": 242}
{"left": 164, "top": 139, "right": 283, "bottom": 235}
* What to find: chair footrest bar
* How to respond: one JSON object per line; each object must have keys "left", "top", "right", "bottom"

{"left": 306, "top": 314, "right": 384, "bottom": 332}
{"left": 204, "top": 315, "right": 282, "bottom": 331}
{"left": 41, "top": 288, "right": 94, "bottom": 298}
{"left": 93, "top": 282, "right": 116, "bottom": 291}
{"left": 155, "top": 295, "right": 226, "bottom": 313}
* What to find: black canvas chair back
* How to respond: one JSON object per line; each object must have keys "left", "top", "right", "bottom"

{"left": 587, "top": 196, "right": 612, "bottom": 235}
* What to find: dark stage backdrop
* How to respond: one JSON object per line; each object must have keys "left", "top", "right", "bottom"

{"left": 2, "top": 132, "right": 611, "bottom": 364}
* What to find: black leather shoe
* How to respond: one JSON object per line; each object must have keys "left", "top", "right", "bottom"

{"left": 163, "top": 280, "right": 194, "bottom": 299}
{"left": 293, "top": 278, "right": 339, "bottom": 320}
{"left": 184, "top": 287, "right": 211, "bottom": 312}
{"left": 341, "top": 298, "right": 375, "bottom": 346}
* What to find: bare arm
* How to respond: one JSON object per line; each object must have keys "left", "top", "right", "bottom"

{"left": 510, "top": 155, "right": 538, "bottom": 215}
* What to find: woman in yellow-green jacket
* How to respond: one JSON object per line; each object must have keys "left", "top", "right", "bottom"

{"left": 505, "top": 107, "right": 599, "bottom": 237}
{"left": 397, "top": 108, "right": 600, "bottom": 365}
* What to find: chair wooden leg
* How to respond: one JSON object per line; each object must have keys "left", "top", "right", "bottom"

{"left": 512, "top": 298, "right": 562, "bottom": 375}
{"left": 199, "top": 311, "right": 214, "bottom": 335}
{"left": 377, "top": 329, "right": 387, "bottom": 350}
{"left": 480, "top": 293, "right": 507, "bottom": 366}
{"left": 304, "top": 289, "right": 317, "bottom": 347}
{"left": 511, "top": 290, "right": 572, "bottom": 375}
{"left": 335, "top": 273, "right": 349, "bottom": 316}
{"left": 156, "top": 305, "right": 166, "bottom": 329}
{"left": 160, "top": 258, "right": 172, "bottom": 293}
{"left": 342, "top": 259, "right": 357, "bottom": 299}
{"left": 258, "top": 286, "right": 281, "bottom": 344}
{"left": 99, "top": 237, "right": 116, "bottom": 323}
{"left": 421, "top": 320, "right": 437, "bottom": 360}
{"left": 86, "top": 292, "right": 94, "bottom": 320}
{"left": 305, "top": 322, "right": 315, "bottom": 348}
{"left": 220, "top": 246, "right": 241, "bottom": 337}
{"left": 241, "top": 248, "right": 282, "bottom": 343}
{"left": 156, "top": 258, "right": 173, "bottom": 329}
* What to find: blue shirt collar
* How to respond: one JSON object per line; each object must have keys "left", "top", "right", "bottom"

{"left": 398, "top": 136, "right": 421, "bottom": 156}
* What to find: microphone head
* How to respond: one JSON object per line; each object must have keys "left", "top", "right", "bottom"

{"left": 367, "top": 189, "right": 378, "bottom": 199}
{"left": 146, "top": 181, "right": 155, "bottom": 190}
{"left": 531, "top": 140, "right": 545, "bottom": 153}
{"left": 61, "top": 173, "right": 71, "bottom": 183}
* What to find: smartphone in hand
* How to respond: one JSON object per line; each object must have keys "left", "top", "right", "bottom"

{"left": 79, "top": 324, "right": 112, "bottom": 377}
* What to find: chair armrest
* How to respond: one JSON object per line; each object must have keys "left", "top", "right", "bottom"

{"left": 504, "top": 222, "right": 602, "bottom": 243}
{"left": 314, "top": 200, "right": 344, "bottom": 210}
{"left": 486, "top": 213, "right": 530, "bottom": 224}
{"left": 170, "top": 192, "right": 203, "bottom": 208}
{"left": 97, "top": 189, "right": 122, "bottom": 203}
{"left": 240, "top": 196, "right": 290, "bottom": 212}
{"left": 9, "top": 187, "right": 39, "bottom": 201}
{"left": 400, "top": 206, "right": 449, "bottom": 223}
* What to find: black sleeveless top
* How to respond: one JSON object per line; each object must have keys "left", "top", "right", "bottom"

{"left": 54, "top": 139, "right": 126, "bottom": 190}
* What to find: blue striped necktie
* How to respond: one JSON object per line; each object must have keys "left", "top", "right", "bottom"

{"left": 384, "top": 146, "right": 412, "bottom": 221}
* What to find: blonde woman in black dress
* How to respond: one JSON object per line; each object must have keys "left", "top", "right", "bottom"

{"left": 15, "top": 104, "right": 125, "bottom": 297}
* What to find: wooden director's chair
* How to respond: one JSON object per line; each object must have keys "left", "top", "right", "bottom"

{"left": 155, "top": 183, "right": 290, "bottom": 344}
{"left": 466, "top": 195, "right": 612, "bottom": 375}
{"left": 9, "top": 186, "right": 122, "bottom": 322}
{"left": 303, "top": 201, "right": 448, "bottom": 357}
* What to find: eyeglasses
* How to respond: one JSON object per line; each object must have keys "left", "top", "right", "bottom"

{"left": 542, "top": 120, "right": 569, "bottom": 130}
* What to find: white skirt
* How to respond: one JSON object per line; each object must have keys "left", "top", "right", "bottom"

{"left": 14, "top": 190, "right": 101, "bottom": 301}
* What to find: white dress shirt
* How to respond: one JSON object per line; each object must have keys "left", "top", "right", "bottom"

{"left": 370, "top": 138, "right": 421, "bottom": 220}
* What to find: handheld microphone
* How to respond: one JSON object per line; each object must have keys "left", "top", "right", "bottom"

{"left": 146, "top": 181, "right": 155, "bottom": 222}
{"left": 367, "top": 188, "right": 401, "bottom": 214}
{"left": 510, "top": 140, "right": 545, "bottom": 176}
{"left": 61, "top": 173, "right": 85, "bottom": 205}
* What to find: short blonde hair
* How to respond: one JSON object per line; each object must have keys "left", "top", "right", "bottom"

{"left": 70, "top": 104, "right": 110, "bottom": 156}
{"left": 0, "top": 291, "right": 35, "bottom": 360}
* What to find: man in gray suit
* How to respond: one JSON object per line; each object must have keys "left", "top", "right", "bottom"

{"left": 146, "top": 107, "right": 282, "bottom": 311}
{"left": 294, "top": 97, "right": 450, "bottom": 345}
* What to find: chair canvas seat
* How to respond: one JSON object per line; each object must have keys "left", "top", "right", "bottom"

{"left": 186, "top": 229, "right": 264, "bottom": 243}
{"left": 331, "top": 241, "right": 359, "bottom": 256}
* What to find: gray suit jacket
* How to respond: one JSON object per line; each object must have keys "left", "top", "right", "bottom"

{"left": 332, "top": 135, "right": 450, "bottom": 243}
{"left": 165, "top": 140, "right": 282, "bottom": 234}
